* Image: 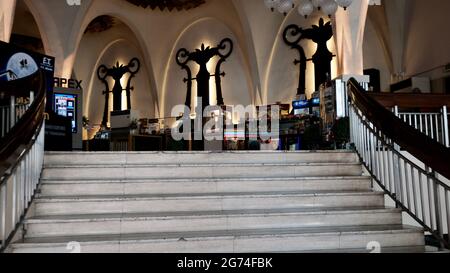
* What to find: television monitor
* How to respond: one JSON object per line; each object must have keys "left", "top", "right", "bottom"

{"left": 310, "top": 97, "right": 320, "bottom": 117}
{"left": 310, "top": 98, "right": 320, "bottom": 107}
{"left": 293, "top": 99, "right": 309, "bottom": 115}
{"left": 54, "top": 93, "right": 77, "bottom": 133}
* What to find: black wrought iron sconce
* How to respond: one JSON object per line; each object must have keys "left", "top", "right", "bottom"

{"left": 97, "top": 58, "right": 141, "bottom": 127}
{"left": 283, "top": 25, "right": 308, "bottom": 96}
{"left": 283, "top": 18, "right": 335, "bottom": 95}
{"left": 176, "top": 38, "right": 233, "bottom": 112}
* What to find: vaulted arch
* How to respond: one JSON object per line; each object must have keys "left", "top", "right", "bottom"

{"left": 74, "top": 15, "right": 157, "bottom": 138}
{"left": 63, "top": 0, "right": 160, "bottom": 116}
{"left": 0, "top": 0, "right": 16, "bottom": 42}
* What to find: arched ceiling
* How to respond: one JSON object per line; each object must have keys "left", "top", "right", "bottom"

{"left": 10, "top": 0, "right": 44, "bottom": 53}
{"left": 84, "top": 15, "right": 117, "bottom": 33}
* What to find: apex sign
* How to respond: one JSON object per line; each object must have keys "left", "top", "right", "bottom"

{"left": 54, "top": 77, "right": 83, "bottom": 90}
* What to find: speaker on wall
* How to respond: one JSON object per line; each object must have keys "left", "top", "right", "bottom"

{"left": 364, "top": 68, "right": 381, "bottom": 92}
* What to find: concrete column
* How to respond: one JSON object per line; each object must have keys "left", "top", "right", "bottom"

{"left": 0, "top": 0, "right": 16, "bottom": 42}
{"left": 333, "top": 0, "right": 370, "bottom": 76}
{"left": 384, "top": 0, "right": 408, "bottom": 81}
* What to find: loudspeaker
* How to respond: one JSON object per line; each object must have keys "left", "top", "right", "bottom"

{"left": 364, "top": 68, "right": 381, "bottom": 92}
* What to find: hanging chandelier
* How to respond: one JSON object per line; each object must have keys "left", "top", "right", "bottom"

{"left": 264, "top": 0, "right": 353, "bottom": 17}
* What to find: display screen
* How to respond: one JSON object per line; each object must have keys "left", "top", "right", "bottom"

{"left": 311, "top": 98, "right": 320, "bottom": 106}
{"left": 54, "top": 93, "right": 77, "bottom": 133}
{"left": 292, "top": 100, "right": 309, "bottom": 109}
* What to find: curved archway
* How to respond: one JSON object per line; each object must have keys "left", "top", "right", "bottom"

{"left": 74, "top": 15, "right": 156, "bottom": 139}
{"left": 13, "top": 0, "right": 66, "bottom": 76}
{"left": 10, "top": 0, "right": 49, "bottom": 54}
{"left": 363, "top": 8, "right": 393, "bottom": 92}
{"left": 63, "top": 2, "right": 160, "bottom": 115}
{"left": 228, "top": 0, "right": 265, "bottom": 105}
{"left": 264, "top": 9, "right": 338, "bottom": 104}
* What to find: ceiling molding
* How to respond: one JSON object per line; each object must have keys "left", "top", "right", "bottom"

{"left": 125, "top": 0, "right": 206, "bottom": 12}
{"left": 85, "top": 16, "right": 116, "bottom": 34}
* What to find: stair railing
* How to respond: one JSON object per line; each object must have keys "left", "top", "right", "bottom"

{"left": 395, "top": 107, "right": 449, "bottom": 148}
{"left": 348, "top": 78, "right": 450, "bottom": 249}
{"left": 0, "top": 71, "right": 46, "bottom": 251}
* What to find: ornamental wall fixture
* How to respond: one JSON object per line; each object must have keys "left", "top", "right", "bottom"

{"left": 176, "top": 38, "right": 233, "bottom": 112}
{"left": 264, "top": 0, "right": 353, "bottom": 17}
{"left": 97, "top": 58, "right": 141, "bottom": 127}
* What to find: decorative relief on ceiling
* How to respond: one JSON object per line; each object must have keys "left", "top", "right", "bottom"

{"left": 125, "top": 0, "right": 206, "bottom": 11}
{"left": 85, "top": 16, "right": 116, "bottom": 33}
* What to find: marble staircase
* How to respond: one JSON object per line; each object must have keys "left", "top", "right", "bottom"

{"left": 8, "top": 151, "right": 425, "bottom": 253}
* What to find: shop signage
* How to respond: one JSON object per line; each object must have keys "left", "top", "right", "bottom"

{"left": 54, "top": 77, "right": 82, "bottom": 89}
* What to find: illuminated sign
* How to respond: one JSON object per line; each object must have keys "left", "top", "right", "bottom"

{"left": 292, "top": 100, "right": 309, "bottom": 109}
{"left": 54, "top": 77, "right": 83, "bottom": 89}
{"left": 54, "top": 93, "right": 78, "bottom": 133}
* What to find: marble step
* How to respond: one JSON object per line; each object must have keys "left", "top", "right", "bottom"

{"left": 281, "top": 246, "right": 429, "bottom": 253}
{"left": 33, "top": 191, "right": 385, "bottom": 216}
{"left": 10, "top": 225, "right": 424, "bottom": 253}
{"left": 41, "top": 163, "right": 363, "bottom": 180}
{"left": 24, "top": 207, "right": 402, "bottom": 238}
{"left": 44, "top": 151, "right": 359, "bottom": 166}
{"left": 38, "top": 176, "right": 372, "bottom": 196}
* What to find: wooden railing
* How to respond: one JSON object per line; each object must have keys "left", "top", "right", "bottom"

{"left": 368, "top": 93, "right": 450, "bottom": 109}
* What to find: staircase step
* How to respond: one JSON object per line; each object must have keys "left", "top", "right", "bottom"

{"left": 9, "top": 151, "right": 426, "bottom": 253}
{"left": 10, "top": 225, "right": 424, "bottom": 253}
{"left": 44, "top": 151, "right": 359, "bottom": 166}
{"left": 283, "top": 246, "right": 428, "bottom": 253}
{"left": 41, "top": 163, "right": 363, "bottom": 180}
{"left": 34, "top": 191, "right": 385, "bottom": 216}
{"left": 39, "top": 176, "right": 371, "bottom": 196}
{"left": 24, "top": 207, "right": 402, "bottom": 238}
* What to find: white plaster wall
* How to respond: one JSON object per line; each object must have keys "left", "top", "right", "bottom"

{"left": 360, "top": 0, "right": 450, "bottom": 92}
{"left": 267, "top": 13, "right": 338, "bottom": 104}
{"left": 403, "top": 0, "right": 450, "bottom": 82}
{"left": 77, "top": 38, "right": 154, "bottom": 138}
{"left": 363, "top": 18, "right": 391, "bottom": 92}
{"left": 163, "top": 18, "right": 251, "bottom": 118}
{"left": 61, "top": 0, "right": 258, "bottom": 117}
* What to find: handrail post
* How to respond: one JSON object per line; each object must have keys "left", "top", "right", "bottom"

{"left": 391, "top": 106, "right": 402, "bottom": 207}
{"left": 0, "top": 183, "right": 6, "bottom": 249}
{"left": 442, "top": 106, "right": 449, "bottom": 148}
{"left": 30, "top": 91, "right": 35, "bottom": 105}
{"left": 10, "top": 96, "right": 15, "bottom": 128}
{"left": 432, "top": 177, "right": 445, "bottom": 250}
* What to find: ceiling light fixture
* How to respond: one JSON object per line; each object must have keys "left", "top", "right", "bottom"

{"left": 264, "top": 0, "right": 354, "bottom": 18}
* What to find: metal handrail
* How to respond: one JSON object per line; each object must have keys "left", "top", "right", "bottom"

{"left": 0, "top": 71, "right": 46, "bottom": 251}
{"left": 396, "top": 108, "right": 449, "bottom": 148}
{"left": 348, "top": 78, "right": 450, "bottom": 249}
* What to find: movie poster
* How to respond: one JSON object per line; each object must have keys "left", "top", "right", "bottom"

{"left": 0, "top": 41, "right": 55, "bottom": 111}
{"left": 0, "top": 41, "right": 72, "bottom": 151}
